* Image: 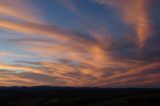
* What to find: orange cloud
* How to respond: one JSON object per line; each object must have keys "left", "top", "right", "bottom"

{"left": 0, "top": 63, "right": 43, "bottom": 74}
{"left": 0, "top": 0, "right": 43, "bottom": 23}
{"left": 91, "top": 61, "right": 160, "bottom": 87}
{"left": 95, "top": 0, "right": 151, "bottom": 48}
{"left": 0, "top": 51, "right": 8, "bottom": 56}
{"left": 0, "top": 74, "right": 46, "bottom": 86}
{"left": 0, "top": 18, "right": 93, "bottom": 45}
{"left": 0, "top": 0, "right": 159, "bottom": 87}
{"left": 0, "top": 17, "right": 112, "bottom": 70}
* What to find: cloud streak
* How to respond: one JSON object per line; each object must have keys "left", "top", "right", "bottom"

{"left": 0, "top": 0, "right": 43, "bottom": 23}
{"left": 95, "top": 0, "right": 151, "bottom": 48}
{"left": 0, "top": 0, "right": 159, "bottom": 87}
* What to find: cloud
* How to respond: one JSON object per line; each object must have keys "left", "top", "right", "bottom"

{"left": 0, "top": 63, "right": 43, "bottom": 74}
{"left": 0, "top": 51, "right": 8, "bottom": 56}
{"left": 95, "top": 0, "right": 151, "bottom": 48}
{"left": 61, "top": 0, "right": 79, "bottom": 15}
{"left": 0, "top": 17, "right": 111, "bottom": 68}
{"left": 0, "top": 0, "right": 43, "bottom": 23}
{"left": 0, "top": 69, "right": 45, "bottom": 86}
{"left": 0, "top": 0, "right": 160, "bottom": 87}
{"left": 92, "top": 61, "right": 160, "bottom": 87}
{"left": 0, "top": 17, "right": 158, "bottom": 87}
{"left": 0, "top": 18, "right": 96, "bottom": 45}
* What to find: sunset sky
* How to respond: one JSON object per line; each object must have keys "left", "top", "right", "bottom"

{"left": 0, "top": 0, "right": 160, "bottom": 87}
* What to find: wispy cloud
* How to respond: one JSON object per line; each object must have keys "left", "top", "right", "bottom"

{"left": 0, "top": 0, "right": 43, "bottom": 23}
{"left": 0, "top": 51, "right": 8, "bottom": 56}
{"left": 0, "top": 0, "right": 159, "bottom": 87}
{"left": 95, "top": 0, "right": 151, "bottom": 48}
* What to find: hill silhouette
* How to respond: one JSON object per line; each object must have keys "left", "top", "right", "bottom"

{"left": 0, "top": 86, "right": 160, "bottom": 106}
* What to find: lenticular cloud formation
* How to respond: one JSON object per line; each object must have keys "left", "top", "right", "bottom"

{"left": 0, "top": 0, "right": 160, "bottom": 88}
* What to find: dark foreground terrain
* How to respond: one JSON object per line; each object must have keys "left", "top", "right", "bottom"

{"left": 0, "top": 87, "right": 160, "bottom": 106}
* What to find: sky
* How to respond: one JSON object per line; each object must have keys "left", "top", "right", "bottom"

{"left": 0, "top": 0, "right": 160, "bottom": 88}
